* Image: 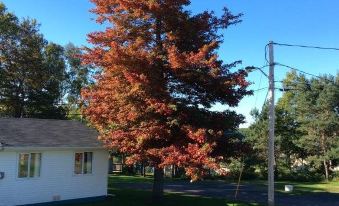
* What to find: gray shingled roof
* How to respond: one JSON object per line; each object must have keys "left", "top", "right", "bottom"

{"left": 0, "top": 118, "right": 102, "bottom": 148}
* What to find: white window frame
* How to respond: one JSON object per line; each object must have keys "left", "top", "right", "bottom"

{"left": 74, "top": 152, "right": 93, "bottom": 175}
{"left": 17, "top": 152, "right": 42, "bottom": 179}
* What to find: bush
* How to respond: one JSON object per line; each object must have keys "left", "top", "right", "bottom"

{"left": 278, "top": 166, "right": 323, "bottom": 182}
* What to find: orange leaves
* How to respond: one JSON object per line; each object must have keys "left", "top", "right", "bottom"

{"left": 185, "top": 127, "right": 207, "bottom": 144}
{"left": 123, "top": 71, "right": 149, "bottom": 85}
{"left": 146, "top": 98, "right": 174, "bottom": 116}
{"left": 234, "top": 70, "right": 250, "bottom": 88}
{"left": 167, "top": 41, "right": 219, "bottom": 71}
{"left": 156, "top": 142, "right": 220, "bottom": 181}
{"left": 83, "top": 0, "right": 250, "bottom": 182}
{"left": 167, "top": 46, "right": 186, "bottom": 70}
{"left": 90, "top": 0, "right": 175, "bottom": 22}
{"left": 159, "top": 146, "right": 187, "bottom": 166}
{"left": 184, "top": 143, "right": 219, "bottom": 181}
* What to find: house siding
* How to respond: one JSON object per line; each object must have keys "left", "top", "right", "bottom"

{"left": 0, "top": 149, "right": 108, "bottom": 206}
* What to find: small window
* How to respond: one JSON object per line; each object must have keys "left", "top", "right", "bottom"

{"left": 18, "top": 153, "right": 41, "bottom": 178}
{"left": 74, "top": 152, "right": 93, "bottom": 174}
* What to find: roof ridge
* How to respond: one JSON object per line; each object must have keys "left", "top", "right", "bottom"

{"left": 0, "top": 117, "right": 82, "bottom": 122}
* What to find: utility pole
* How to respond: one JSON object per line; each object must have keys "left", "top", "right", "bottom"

{"left": 268, "top": 41, "right": 275, "bottom": 206}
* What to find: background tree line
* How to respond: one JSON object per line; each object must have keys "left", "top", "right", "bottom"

{"left": 0, "top": 3, "right": 93, "bottom": 119}
{"left": 240, "top": 71, "right": 339, "bottom": 181}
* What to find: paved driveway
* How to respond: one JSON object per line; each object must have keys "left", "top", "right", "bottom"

{"left": 114, "top": 181, "right": 339, "bottom": 206}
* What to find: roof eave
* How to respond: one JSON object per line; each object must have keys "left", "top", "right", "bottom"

{"left": 1, "top": 146, "right": 106, "bottom": 152}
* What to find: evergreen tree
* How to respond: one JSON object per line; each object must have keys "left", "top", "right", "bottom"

{"left": 247, "top": 71, "right": 339, "bottom": 181}
{"left": 283, "top": 73, "right": 339, "bottom": 181}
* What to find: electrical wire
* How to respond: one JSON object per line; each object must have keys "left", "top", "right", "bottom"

{"left": 266, "top": 41, "right": 339, "bottom": 81}
{"left": 275, "top": 63, "right": 336, "bottom": 85}
{"left": 258, "top": 88, "right": 269, "bottom": 112}
{"left": 254, "top": 73, "right": 263, "bottom": 108}
{"left": 253, "top": 87, "right": 268, "bottom": 92}
{"left": 275, "top": 63, "right": 322, "bottom": 79}
{"left": 273, "top": 42, "right": 339, "bottom": 51}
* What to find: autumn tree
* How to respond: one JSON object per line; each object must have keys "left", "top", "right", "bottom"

{"left": 82, "top": 0, "right": 250, "bottom": 199}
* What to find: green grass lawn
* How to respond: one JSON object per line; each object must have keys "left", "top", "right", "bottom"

{"left": 242, "top": 179, "right": 339, "bottom": 194}
{"left": 62, "top": 175, "right": 260, "bottom": 206}
{"left": 277, "top": 180, "right": 339, "bottom": 194}
{"left": 63, "top": 188, "right": 260, "bottom": 206}
{"left": 109, "top": 175, "right": 339, "bottom": 193}
{"left": 109, "top": 174, "right": 154, "bottom": 184}
{"left": 61, "top": 175, "right": 338, "bottom": 206}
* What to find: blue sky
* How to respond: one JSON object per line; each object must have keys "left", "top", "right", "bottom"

{"left": 2, "top": 0, "right": 339, "bottom": 127}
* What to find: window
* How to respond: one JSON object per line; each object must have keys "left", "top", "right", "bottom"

{"left": 74, "top": 152, "right": 93, "bottom": 174}
{"left": 111, "top": 154, "right": 123, "bottom": 172}
{"left": 18, "top": 153, "right": 41, "bottom": 178}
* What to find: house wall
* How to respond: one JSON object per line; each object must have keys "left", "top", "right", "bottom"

{"left": 0, "top": 149, "right": 108, "bottom": 206}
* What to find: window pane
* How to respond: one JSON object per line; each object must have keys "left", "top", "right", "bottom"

{"left": 74, "top": 153, "right": 83, "bottom": 174}
{"left": 18, "top": 154, "right": 29, "bottom": 178}
{"left": 84, "top": 152, "right": 93, "bottom": 174}
{"left": 29, "top": 153, "right": 41, "bottom": 177}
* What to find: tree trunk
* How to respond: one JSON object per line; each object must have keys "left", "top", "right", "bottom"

{"left": 152, "top": 167, "right": 164, "bottom": 201}
{"left": 274, "top": 157, "right": 278, "bottom": 179}
{"left": 171, "top": 165, "right": 175, "bottom": 178}
{"left": 323, "top": 160, "right": 329, "bottom": 181}
{"left": 16, "top": 80, "right": 25, "bottom": 118}
{"left": 142, "top": 162, "right": 146, "bottom": 177}
{"left": 320, "top": 134, "right": 329, "bottom": 181}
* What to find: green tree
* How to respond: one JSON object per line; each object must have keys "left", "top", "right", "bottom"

{"left": 0, "top": 3, "right": 67, "bottom": 118}
{"left": 0, "top": 2, "right": 20, "bottom": 115}
{"left": 246, "top": 87, "right": 304, "bottom": 178}
{"left": 247, "top": 71, "right": 339, "bottom": 181}
{"left": 26, "top": 43, "right": 67, "bottom": 119}
{"left": 283, "top": 72, "right": 339, "bottom": 181}
{"left": 64, "top": 43, "right": 92, "bottom": 120}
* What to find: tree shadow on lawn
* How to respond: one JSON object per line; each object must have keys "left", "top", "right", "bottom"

{"left": 61, "top": 188, "right": 260, "bottom": 206}
{"left": 274, "top": 191, "right": 339, "bottom": 206}
{"left": 105, "top": 176, "right": 338, "bottom": 206}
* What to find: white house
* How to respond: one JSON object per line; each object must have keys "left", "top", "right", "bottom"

{"left": 0, "top": 118, "right": 109, "bottom": 206}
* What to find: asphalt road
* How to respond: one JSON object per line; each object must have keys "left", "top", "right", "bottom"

{"left": 114, "top": 181, "right": 339, "bottom": 206}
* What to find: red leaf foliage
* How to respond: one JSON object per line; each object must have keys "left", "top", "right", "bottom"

{"left": 82, "top": 0, "right": 251, "bottom": 180}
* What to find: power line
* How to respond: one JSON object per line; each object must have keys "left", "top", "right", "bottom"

{"left": 270, "top": 42, "right": 339, "bottom": 81}
{"left": 276, "top": 88, "right": 303, "bottom": 92}
{"left": 254, "top": 73, "right": 264, "bottom": 107}
{"left": 273, "top": 42, "right": 339, "bottom": 51}
{"left": 275, "top": 63, "right": 336, "bottom": 85}
{"left": 260, "top": 88, "right": 269, "bottom": 112}
{"left": 253, "top": 87, "right": 268, "bottom": 92}
{"left": 275, "top": 63, "right": 322, "bottom": 79}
